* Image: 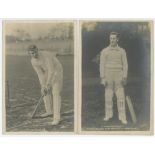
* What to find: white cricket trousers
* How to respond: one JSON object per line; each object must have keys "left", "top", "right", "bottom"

{"left": 104, "top": 69, "right": 126, "bottom": 122}
{"left": 43, "top": 70, "right": 63, "bottom": 122}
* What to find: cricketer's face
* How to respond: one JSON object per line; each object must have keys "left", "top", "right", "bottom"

{"left": 110, "top": 34, "right": 118, "bottom": 47}
{"left": 28, "top": 50, "right": 38, "bottom": 59}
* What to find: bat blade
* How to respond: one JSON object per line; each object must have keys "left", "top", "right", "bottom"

{"left": 126, "top": 96, "right": 137, "bottom": 124}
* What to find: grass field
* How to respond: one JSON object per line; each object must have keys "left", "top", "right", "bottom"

{"left": 5, "top": 54, "right": 74, "bottom": 132}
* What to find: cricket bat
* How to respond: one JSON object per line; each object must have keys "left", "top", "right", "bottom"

{"left": 31, "top": 94, "right": 44, "bottom": 118}
{"left": 126, "top": 96, "right": 137, "bottom": 124}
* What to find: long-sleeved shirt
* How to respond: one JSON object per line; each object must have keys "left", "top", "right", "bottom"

{"left": 100, "top": 45, "right": 128, "bottom": 79}
{"left": 31, "top": 51, "right": 63, "bottom": 87}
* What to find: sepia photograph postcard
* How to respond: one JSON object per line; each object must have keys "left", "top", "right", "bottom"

{"left": 2, "top": 20, "right": 154, "bottom": 135}
{"left": 80, "top": 20, "right": 154, "bottom": 135}
{"left": 3, "top": 20, "right": 76, "bottom": 134}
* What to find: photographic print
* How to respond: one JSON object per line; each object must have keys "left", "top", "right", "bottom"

{"left": 3, "top": 21, "right": 75, "bottom": 133}
{"left": 2, "top": 20, "right": 154, "bottom": 135}
{"left": 81, "top": 21, "right": 153, "bottom": 134}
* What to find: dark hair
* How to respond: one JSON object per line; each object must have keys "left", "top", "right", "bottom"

{"left": 110, "top": 32, "right": 119, "bottom": 38}
{"left": 27, "top": 44, "right": 38, "bottom": 52}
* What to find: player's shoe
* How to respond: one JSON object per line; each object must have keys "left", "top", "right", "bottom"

{"left": 40, "top": 113, "right": 52, "bottom": 118}
{"left": 121, "top": 120, "right": 127, "bottom": 124}
{"left": 103, "top": 117, "right": 110, "bottom": 121}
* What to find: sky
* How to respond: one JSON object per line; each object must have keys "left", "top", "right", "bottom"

{"left": 5, "top": 22, "right": 73, "bottom": 39}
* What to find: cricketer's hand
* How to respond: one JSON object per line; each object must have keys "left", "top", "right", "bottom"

{"left": 122, "top": 77, "right": 127, "bottom": 86}
{"left": 41, "top": 86, "right": 48, "bottom": 96}
{"left": 101, "top": 78, "right": 107, "bottom": 86}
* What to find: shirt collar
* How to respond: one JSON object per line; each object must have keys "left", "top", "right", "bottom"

{"left": 108, "top": 44, "right": 119, "bottom": 50}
